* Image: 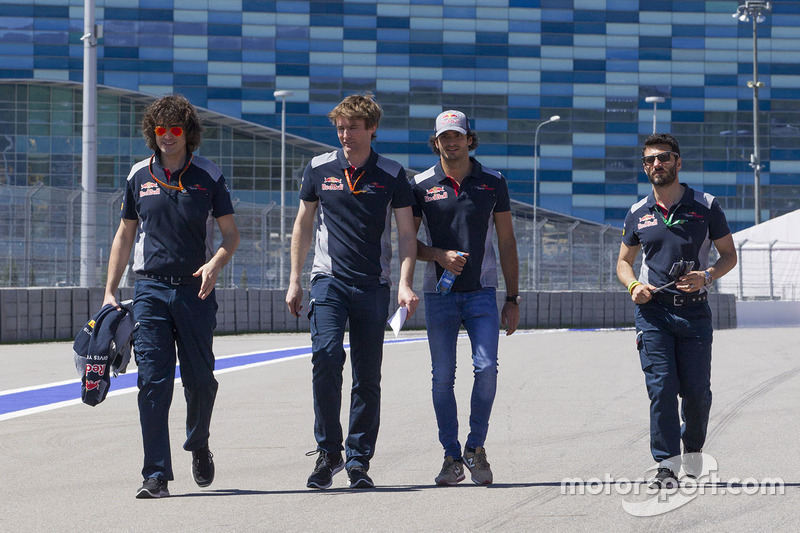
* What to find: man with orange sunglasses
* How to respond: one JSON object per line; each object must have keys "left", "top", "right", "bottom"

{"left": 103, "top": 93, "right": 240, "bottom": 499}
{"left": 286, "top": 92, "right": 418, "bottom": 490}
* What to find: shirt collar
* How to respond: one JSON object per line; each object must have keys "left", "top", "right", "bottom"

{"left": 153, "top": 150, "right": 190, "bottom": 174}
{"left": 434, "top": 157, "right": 480, "bottom": 185}
{"left": 646, "top": 184, "right": 693, "bottom": 210}
{"left": 337, "top": 148, "right": 377, "bottom": 173}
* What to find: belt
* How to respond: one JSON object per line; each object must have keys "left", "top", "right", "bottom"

{"left": 136, "top": 272, "right": 201, "bottom": 286}
{"left": 653, "top": 292, "right": 708, "bottom": 307}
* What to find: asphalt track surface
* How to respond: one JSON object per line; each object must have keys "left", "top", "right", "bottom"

{"left": 1, "top": 326, "right": 798, "bottom": 532}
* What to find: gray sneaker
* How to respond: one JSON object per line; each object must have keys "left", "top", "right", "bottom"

{"left": 682, "top": 448, "right": 703, "bottom": 479}
{"left": 463, "top": 446, "right": 493, "bottom": 485}
{"left": 435, "top": 456, "right": 465, "bottom": 486}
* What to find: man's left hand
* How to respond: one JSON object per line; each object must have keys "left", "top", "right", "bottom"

{"left": 676, "top": 271, "right": 706, "bottom": 293}
{"left": 501, "top": 302, "right": 519, "bottom": 335}
{"left": 398, "top": 284, "right": 419, "bottom": 318}
{"left": 193, "top": 263, "right": 220, "bottom": 300}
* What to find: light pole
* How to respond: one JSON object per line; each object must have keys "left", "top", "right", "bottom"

{"left": 274, "top": 90, "right": 293, "bottom": 288}
{"left": 733, "top": 1, "right": 770, "bottom": 225}
{"left": 533, "top": 115, "right": 560, "bottom": 290}
{"left": 79, "top": 0, "right": 100, "bottom": 286}
{"left": 645, "top": 96, "right": 665, "bottom": 134}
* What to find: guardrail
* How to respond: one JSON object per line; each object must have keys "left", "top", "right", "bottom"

{"left": 0, "top": 288, "right": 736, "bottom": 343}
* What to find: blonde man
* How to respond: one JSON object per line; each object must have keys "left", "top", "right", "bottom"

{"left": 286, "top": 93, "right": 418, "bottom": 489}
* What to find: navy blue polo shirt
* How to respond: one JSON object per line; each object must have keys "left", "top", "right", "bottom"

{"left": 622, "top": 184, "right": 730, "bottom": 295}
{"left": 411, "top": 158, "right": 511, "bottom": 293}
{"left": 299, "top": 148, "right": 413, "bottom": 286}
{"left": 121, "top": 152, "right": 235, "bottom": 277}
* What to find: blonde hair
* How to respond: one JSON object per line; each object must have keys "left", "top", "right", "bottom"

{"left": 328, "top": 92, "right": 382, "bottom": 140}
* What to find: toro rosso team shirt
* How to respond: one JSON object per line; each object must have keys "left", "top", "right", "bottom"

{"left": 299, "top": 148, "right": 413, "bottom": 286}
{"left": 121, "top": 152, "right": 235, "bottom": 277}
{"left": 622, "top": 184, "right": 730, "bottom": 295}
{"left": 411, "top": 158, "right": 511, "bottom": 293}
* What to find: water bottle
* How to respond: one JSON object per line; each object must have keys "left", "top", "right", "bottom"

{"left": 436, "top": 251, "right": 465, "bottom": 295}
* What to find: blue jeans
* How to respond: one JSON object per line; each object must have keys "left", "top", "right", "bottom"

{"left": 425, "top": 287, "right": 499, "bottom": 459}
{"left": 308, "top": 275, "right": 390, "bottom": 471}
{"left": 635, "top": 300, "right": 713, "bottom": 471}
{"left": 133, "top": 279, "right": 219, "bottom": 481}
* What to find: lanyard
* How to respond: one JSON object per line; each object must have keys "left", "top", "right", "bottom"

{"left": 148, "top": 154, "right": 193, "bottom": 192}
{"left": 344, "top": 166, "right": 365, "bottom": 195}
{"left": 655, "top": 205, "right": 686, "bottom": 228}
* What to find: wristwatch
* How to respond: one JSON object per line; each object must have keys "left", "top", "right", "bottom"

{"left": 506, "top": 294, "right": 522, "bottom": 305}
{"left": 703, "top": 270, "right": 713, "bottom": 287}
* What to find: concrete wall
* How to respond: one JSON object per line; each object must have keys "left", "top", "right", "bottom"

{"left": 0, "top": 287, "right": 737, "bottom": 344}
{"left": 735, "top": 300, "right": 800, "bottom": 328}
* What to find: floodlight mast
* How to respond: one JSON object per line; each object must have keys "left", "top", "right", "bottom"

{"left": 733, "top": 1, "right": 771, "bottom": 224}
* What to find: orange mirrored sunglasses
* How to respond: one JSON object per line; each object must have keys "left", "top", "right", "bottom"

{"left": 154, "top": 126, "right": 184, "bottom": 137}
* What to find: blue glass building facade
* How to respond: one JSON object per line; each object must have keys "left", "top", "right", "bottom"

{"left": 2, "top": 0, "right": 800, "bottom": 232}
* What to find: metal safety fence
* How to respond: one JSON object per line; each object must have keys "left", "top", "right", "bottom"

{"left": 716, "top": 241, "right": 800, "bottom": 301}
{"left": 1, "top": 183, "right": 629, "bottom": 293}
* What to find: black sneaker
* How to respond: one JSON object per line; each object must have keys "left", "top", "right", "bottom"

{"left": 136, "top": 477, "right": 169, "bottom": 499}
{"left": 348, "top": 466, "right": 375, "bottom": 489}
{"left": 192, "top": 445, "right": 215, "bottom": 487}
{"left": 306, "top": 450, "right": 344, "bottom": 489}
{"left": 648, "top": 467, "right": 678, "bottom": 490}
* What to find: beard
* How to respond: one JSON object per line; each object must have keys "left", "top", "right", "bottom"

{"left": 646, "top": 165, "right": 678, "bottom": 187}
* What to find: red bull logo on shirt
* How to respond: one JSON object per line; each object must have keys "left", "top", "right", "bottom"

{"left": 140, "top": 181, "right": 160, "bottom": 197}
{"left": 424, "top": 186, "right": 448, "bottom": 202}
{"left": 638, "top": 213, "right": 657, "bottom": 230}
{"left": 322, "top": 176, "right": 344, "bottom": 191}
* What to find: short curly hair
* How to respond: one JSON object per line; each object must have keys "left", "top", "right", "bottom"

{"left": 141, "top": 94, "right": 203, "bottom": 153}
{"left": 328, "top": 92, "right": 382, "bottom": 140}
{"left": 428, "top": 130, "right": 479, "bottom": 156}
{"left": 643, "top": 132, "right": 680, "bottom": 157}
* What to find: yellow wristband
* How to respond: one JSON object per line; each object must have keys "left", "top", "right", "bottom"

{"left": 627, "top": 280, "right": 642, "bottom": 294}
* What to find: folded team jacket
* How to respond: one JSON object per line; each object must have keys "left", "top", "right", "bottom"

{"left": 72, "top": 301, "right": 135, "bottom": 406}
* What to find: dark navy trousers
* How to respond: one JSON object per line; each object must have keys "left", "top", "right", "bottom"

{"left": 133, "top": 279, "right": 219, "bottom": 481}
{"left": 635, "top": 300, "right": 713, "bottom": 472}
{"left": 308, "top": 275, "right": 390, "bottom": 471}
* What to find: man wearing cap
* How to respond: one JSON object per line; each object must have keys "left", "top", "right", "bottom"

{"left": 411, "top": 110, "right": 520, "bottom": 486}
{"left": 286, "top": 92, "right": 418, "bottom": 490}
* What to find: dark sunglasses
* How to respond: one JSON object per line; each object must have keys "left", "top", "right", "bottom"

{"left": 641, "top": 151, "right": 678, "bottom": 165}
{"left": 154, "top": 126, "right": 184, "bottom": 137}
